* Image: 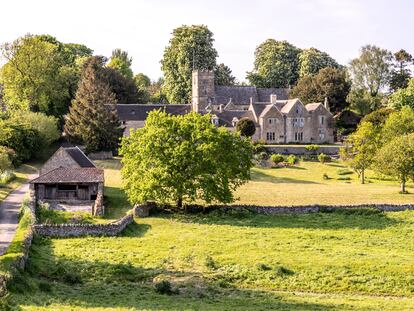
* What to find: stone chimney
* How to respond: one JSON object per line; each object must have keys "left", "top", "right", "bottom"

{"left": 250, "top": 97, "right": 254, "bottom": 105}
{"left": 270, "top": 94, "right": 277, "bottom": 104}
{"left": 324, "top": 97, "right": 330, "bottom": 112}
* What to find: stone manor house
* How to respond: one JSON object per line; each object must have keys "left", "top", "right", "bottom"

{"left": 116, "top": 70, "right": 334, "bottom": 144}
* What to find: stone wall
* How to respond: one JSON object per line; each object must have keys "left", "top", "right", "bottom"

{"left": 88, "top": 151, "right": 113, "bottom": 160}
{"left": 184, "top": 204, "right": 414, "bottom": 214}
{"left": 32, "top": 213, "right": 133, "bottom": 237}
{"left": 264, "top": 145, "right": 340, "bottom": 155}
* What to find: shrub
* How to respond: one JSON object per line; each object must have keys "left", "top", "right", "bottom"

{"left": 305, "top": 144, "right": 319, "bottom": 152}
{"left": 256, "top": 263, "right": 272, "bottom": 271}
{"left": 286, "top": 154, "right": 297, "bottom": 165}
{"left": 236, "top": 118, "right": 256, "bottom": 137}
{"left": 258, "top": 151, "right": 268, "bottom": 160}
{"left": 270, "top": 154, "right": 284, "bottom": 165}
{"left": 337, "top": 169, "right": 353, "bottom": 175}
{"left": 154, "top": 280, "right": 176, "bottom": 295}
{"left": 274, "top": 266, "right": 294, "bottom": 277}
{"left": 38, "top": 280, "right": 52, "bottom": 292}
{"left": 337, "top": 176, "right": 351, "bottom": 181}
{"left": 318, "top": 153, "right": 331, "bottom": 164}
{"left": 205, "top": 255, "right": 218, "bottom": 269}
{"left": 0, "top": 171, "right": 16, "bottom": 185}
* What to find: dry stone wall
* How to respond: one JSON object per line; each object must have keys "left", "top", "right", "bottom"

{"left": 32, "top": 214, "right": 133, "bottom": 237}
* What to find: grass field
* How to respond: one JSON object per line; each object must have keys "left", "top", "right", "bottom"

{"left": 5, "top": 158, "right": 414, "bottom": 310}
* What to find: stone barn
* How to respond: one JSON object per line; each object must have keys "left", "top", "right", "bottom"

{"left": 30, "top": 146, "right": 105, "bottom": 216}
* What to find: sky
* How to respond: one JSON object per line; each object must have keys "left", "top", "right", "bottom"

{"left": 0, "top": 0, "right": 413, "bottom": 82}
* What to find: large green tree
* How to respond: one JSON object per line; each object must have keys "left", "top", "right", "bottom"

{"left": 389, "top": 49, "right": 413, "bottom": 92}
{"left": 247, "top": 39, "right": 300, "bottom": 88}
{"left": 214, "top": 63, "right": 236, "bottom": 86}
{"left": 0, "top": 34, "right": 92, "bottom": 118}
{"left": 119, "top": 110, "right": 253, "bottom": 208}
{"left": 108, "top": 49, "right": 134, "bottom": 80}
{"left": 290, "top": 67, "right": 350, "bottom": 113}
{"left": 348, "top": 45, "right": 392, "bottom": 97}
{"left": 374, "top": 133, "right": 414, "bottom": 193}
{"left": 64, "top": 59, "right": 123, "bottom": 153}
{"left": 388, "top": 78, "right": 414, "bottom": 109}
{"left": 381, "top": 106, "right": 414, "bottom": 143}
{"left": 298, "top": 48, "right": 340, "bottom": 77}
{"left": 340, "top": 121, "right": 380, "bottom": 184}
{"left": 161, "top": 25, "right": 218, "bottom": 104}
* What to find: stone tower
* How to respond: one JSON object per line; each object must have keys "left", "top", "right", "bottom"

{"left": 192, "top": 70, "right": 215, "bottom": 113}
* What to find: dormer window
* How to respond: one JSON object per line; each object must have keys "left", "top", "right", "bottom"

{"left": 232, "top": 117, "right": 239, "bottom": 127}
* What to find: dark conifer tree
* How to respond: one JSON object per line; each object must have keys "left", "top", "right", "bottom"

{"left": 64, "top": 61, "right": 123, "bottom": 152}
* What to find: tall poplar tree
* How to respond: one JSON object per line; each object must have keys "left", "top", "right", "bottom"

{"left": 64, "top": 60, "right": 123, "bottom": 152}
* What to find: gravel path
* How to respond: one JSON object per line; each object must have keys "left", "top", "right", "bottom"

{"left": 0, "top": 174, "right": 37, "bottom": 256}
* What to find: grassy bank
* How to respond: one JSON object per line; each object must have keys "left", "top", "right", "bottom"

{"left": 7, "top": 209, "right": 414, "bottom": 310}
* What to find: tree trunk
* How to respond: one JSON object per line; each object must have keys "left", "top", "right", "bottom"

{"left": 361, "top": 169, "right": 365, "bottom": 184}
{"left": 177, "top": 197, "right": 183, "bottom": 208}
{"left": 401, "top": 181, "right": 406, "bottom": 193}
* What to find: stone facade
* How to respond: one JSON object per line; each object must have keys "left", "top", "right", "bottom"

{"left": 115, "top": 70, "right": 334, "bottom": 144}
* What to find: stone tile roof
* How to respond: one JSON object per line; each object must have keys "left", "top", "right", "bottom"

{"left": 215, "top": 86, "right": 258, "bottom": 105}
{"left": 115, "top": 104, "right": 191, "bottom": 121}
{"left": 305, "top": 103, "right": 322, "bottom": 111}
{"left": 214, "top": 86, "right": 289, "bottom": 106}
{"left": 281, "top": 99, "right": 300, "bottom": 114}
{"left": 251, "top": 103, "right": 270, "bottom": 120}
{"left": 257, "top": 88, "right": 289, "bottom": 102}
{"left": 65, "top": 147, "right": 96, "bottom": 168}
{"left": 216, "top": 110, "right": 255, "bottom": 127}
{"left": 31, "top": 167, "right": 104, "bottom": 184}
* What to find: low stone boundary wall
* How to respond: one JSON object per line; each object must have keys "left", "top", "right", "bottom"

{"left": 264, "top": 145, "right": 340, "bottom": 155}
{"left": 181, "top": 203, "right": 414, "bottom": 214}
{"left": 32, "top": 213, "right": 134, "bottom": 238}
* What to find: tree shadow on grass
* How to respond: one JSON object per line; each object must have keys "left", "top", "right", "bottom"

{"left": 8, "top": 238, "right": 338, "bottom": 311}
{"left": 251, "top": 170, "right": 320, "bottom": 184}
{"left": 104, "top": 186, "right": 131, "bottom": 219}
{"left": 164, "top": 208, "right": 401, "bottom": 230}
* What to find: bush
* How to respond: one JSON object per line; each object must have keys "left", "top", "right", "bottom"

{"left": 318, "top": 153, "right": 331, "bottom": 164}
{"left": 274, "top": 266, "right": 294, "bottom": 277}
{"left": 286, "top": 154, "right": 297, "bottom": 165}
{"left": 258, "top": 151, "right": 268, "bottom": 160}
{"left": 337, "top": 176, "right": 351, "bottom": 181}
{"left": 154, "top": 280, "right": 175, "bottom": 295}
{"left": 337, "top": 168, "right": 354, "bottom": 175}
{"left": 205, "top": 255, "right": 218, "bottom": 269}
{"left": 0, "top": 171, "right": 16, "bottom": 185}
{"left": 305, "top": 144, "right": 320, "bottom": 152}
{"left": 236, "top": 118, "right": 256, "bottom": 137}
{"left": 270, "top": 153, "right": 284, "bottom": 165}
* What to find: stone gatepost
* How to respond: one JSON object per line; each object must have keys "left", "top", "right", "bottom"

{"left": 93, "top": 182, "right": 105, "bottom": 216}
{"left": 134, "top": 203, "right": 150, "bottom": 217}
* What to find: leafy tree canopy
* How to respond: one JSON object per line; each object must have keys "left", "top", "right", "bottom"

{"left": 214, "top": 63, "right": 236, "bottom": 86}
{"left": 119, "top": 110, "right": 253, "bottom": 207}
{"left": 348, "top": 45, "right": 393, "bottom": 97}
{"left": 340, "top": 121, "right": 380, "bottom": 184}
{"left": 161, "top": 25, "right": 218, "bottom": 104}
{"left": 381, "top": 106, "right": 414, "bottom": 143}
{"left": 388, "top": 78, "right": 414, "bottom": 110}
{"left": 247, "top": 39, "right": 300, "bottom": 88}
{"left": 374, "top": 133, "right": 414, "bottom": 193}
{"left": 290, "top": 67, "right": 350, "bottom": 113}
{"left": 361, "top": 107, "right": 395, "bottom": 127}
{"left": 236, "top": 118, "right": 256, "bottom": 137}
{"left": 108, "top": 49, "right": 134, "bottom": 80}
{"left": 298, "top": 48, "right": 340, "bottom": 77}
{"left": 389, "top": 49, "right": 413, "bottom": 92}
{"left": 0, "top": 34, "right": 92, "bottom": 118}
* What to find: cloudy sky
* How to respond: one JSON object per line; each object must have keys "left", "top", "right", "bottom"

{"left": 1, "top": 0, "right": 413, "bottom": 82}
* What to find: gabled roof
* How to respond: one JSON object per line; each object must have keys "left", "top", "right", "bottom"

{"left": 259, "top": 104, "right": 282, "bottom": 118}
{"left": 115, "top": 104, "right": 191, "bottom": 121}
{"left": 215, "top": 110, "right": 255, "bottom": 127}
{"left": 30, "top": 167, "right": 104, "bottom": 184}
{"left": 305, "top": 103, "right": 323, "bottom": 111}
{"left": 281, "top": 99, "right": 303, "bottom": 114}
{"left": 65, "top": 147, "right": 96, "bottom": 168}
